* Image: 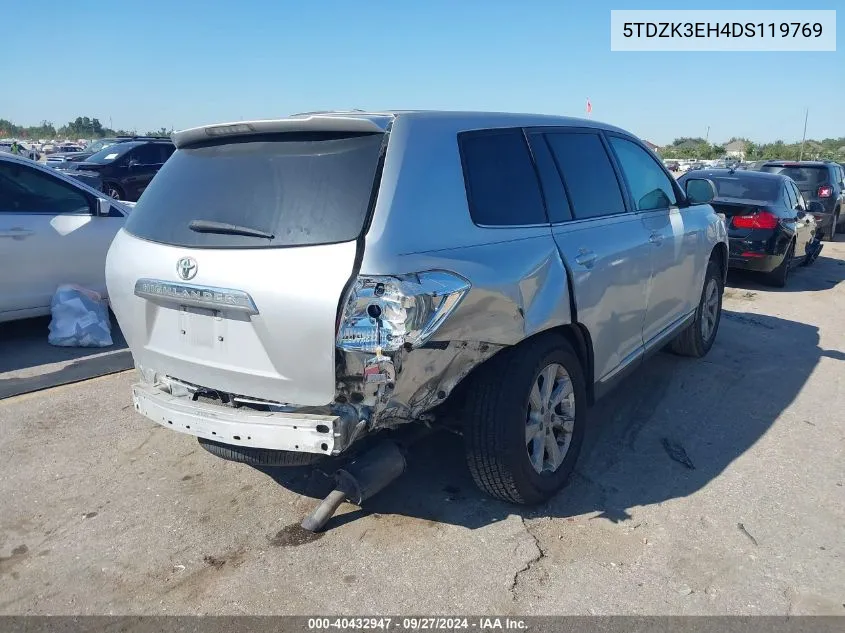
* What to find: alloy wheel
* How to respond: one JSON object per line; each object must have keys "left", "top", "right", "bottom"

{"left": 525, "top": 363, "right": 575, "bottom": 474}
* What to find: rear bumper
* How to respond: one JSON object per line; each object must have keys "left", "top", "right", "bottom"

{"left": 132, "top": 382, "right": 337, "bottom": 455}
{"left": 727, "top": 237, "right": 782, "bottom": 272}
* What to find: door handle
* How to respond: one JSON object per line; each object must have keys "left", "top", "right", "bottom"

{"left": 574, "top": 249, "right": 597, "bottom": 268}
{"left": 0, "top": 227, "right": 35, "bottom": 239}
{"left": 649, "top": 232, "right": 664, "bottom": 245}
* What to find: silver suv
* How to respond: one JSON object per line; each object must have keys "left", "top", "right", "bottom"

{"left": 106, "top": 111, "right": 727, "bottom": 505}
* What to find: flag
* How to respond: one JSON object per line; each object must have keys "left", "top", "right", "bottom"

{"left": 586, "top": 98, "right": 592, "bottom": 115}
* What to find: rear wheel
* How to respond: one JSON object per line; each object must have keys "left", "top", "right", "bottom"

{"left": 670, "top": 258, "right": 723, "bottom": 357}
{"left": 197, "top": 438, "right": 324, "bottom": 466}
{"left": 463, "top": 335, "right": 586, "bottom": 505}
{"left": 765, "top": 241, "right": 794, "bottom": 288}
{"left": 830, "top": 212, "right": 840, "bottom": 241}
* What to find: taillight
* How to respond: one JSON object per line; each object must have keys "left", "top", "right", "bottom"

{"left": 732, "top": 210, "right": 779, "bottom": 230}
{"left": 336, "top": 271, "right": 470, "bottom": 353}
{"left": 818, "top": 185, "right": 833, "bottom": 198}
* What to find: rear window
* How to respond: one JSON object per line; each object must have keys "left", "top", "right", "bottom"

{"left": 459, "top": 129, "right": 547, "bottom": 226}
{"left": 705, "top": 175, "right": 780, "bottom": 203}
{"left": 124, "top": 132, "right": 385, "bottom": 248}
{"left": 759, "top": 165, "right": 829, "bottom": 189}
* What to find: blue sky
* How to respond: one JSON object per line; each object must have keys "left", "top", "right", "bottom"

{"left": 3, "top": 0, "right": 842, "bottom": 145}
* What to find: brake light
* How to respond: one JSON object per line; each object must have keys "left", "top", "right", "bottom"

{"left": 732, "top": 210, "right": 779, "bottom": 230}
{"left": 336, "top": 271, "right": 471, "bottom": 353}
{"left": 818, "top": 185, "right": 833, "bottom": 198}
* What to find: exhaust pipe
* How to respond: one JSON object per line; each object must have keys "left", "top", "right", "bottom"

{"left": 301, "top": 439, "right": 406, "bottom": 532}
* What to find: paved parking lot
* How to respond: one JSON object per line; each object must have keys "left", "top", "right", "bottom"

{"left": 1, "top": 243, "right": 844, "bottom": 616}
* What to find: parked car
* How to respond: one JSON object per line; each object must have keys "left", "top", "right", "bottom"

{"left": 106, "top": 111, "right": 727, "bottom": 507}
{"left": 665, "top": 160, "right": 680, "bottom": 172}
{"left": 679, "top": 169, "right": 822, "bottom": 287}
{"left": 754, "top": 161, "right": 845, "bottom": 241}
{"left": 57, "top": 138, "right": 175, "bottom": 201}
{"left": 0, "top": 152, "right": 133, "bottom": 323}
{"left": 46, "top": 136, "right": 161, "bottom": 167}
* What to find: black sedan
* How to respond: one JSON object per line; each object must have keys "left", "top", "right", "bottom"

{"left": 678, "top": 169, "right": 823, "bottom": 287}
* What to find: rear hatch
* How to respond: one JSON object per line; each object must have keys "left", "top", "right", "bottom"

{"left": 106, "top": 121, "right": 388, "bottom": 406}
{"left": 760, "top": 165, "right": 830, "bottom": 202}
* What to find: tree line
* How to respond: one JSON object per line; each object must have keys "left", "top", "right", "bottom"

{"left": 659, "top": 136, "right": 845, "bottom": 161}
{"left": 0, "top": 116, "right": 172, "bottom": 140}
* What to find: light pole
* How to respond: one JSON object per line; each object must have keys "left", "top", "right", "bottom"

{"left": 799, "top": 108, "right": 808, "bottom": 161}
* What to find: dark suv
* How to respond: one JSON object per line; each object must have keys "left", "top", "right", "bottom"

{"left": 59, "top": 138, "right": 175, "bottom": 201}
{"left": 756, "top": 161, "right": 845, "bottom": 240}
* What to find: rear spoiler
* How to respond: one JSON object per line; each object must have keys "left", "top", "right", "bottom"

{"left": 172, "top": 114, "right": 394, "bottom": 149}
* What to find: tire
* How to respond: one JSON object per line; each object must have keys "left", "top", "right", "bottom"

{"left": 670, "top": 258, "right": 723, "bottom": 357}
{"left": 103, "top": 182, "right": 124, "bottom": 200}
{"left": 765, "top": 241, "right": 794, "bottom": 288}
{"left": 829, "top": 212, "right": 839, "bottom": 242}
{"left": 197, "top": 437, "right": 324, "bottom": 467}
{"left": 463, "top": 335, "right": 586, "bottom": 505}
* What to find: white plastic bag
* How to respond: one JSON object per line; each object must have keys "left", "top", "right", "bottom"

{"left": 48, "top": 284, "right": 113, "bottom": 347}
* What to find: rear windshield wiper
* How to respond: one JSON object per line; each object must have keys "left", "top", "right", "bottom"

{"left": 188, "top": 219, "right": 275, "bottom": 239}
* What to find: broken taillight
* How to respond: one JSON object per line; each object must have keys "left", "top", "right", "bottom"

{"left": 336, "top": 271, "right": 470, "bottom": 353}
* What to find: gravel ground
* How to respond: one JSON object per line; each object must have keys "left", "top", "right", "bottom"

{"left": 1, "top": 242, "right": 844, "bottom": 615}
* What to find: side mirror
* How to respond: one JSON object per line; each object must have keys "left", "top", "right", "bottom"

{"left": 96, "top": 198, "right": 111, "bottom": 216}
{"left": 685, "top": 178, "right": 716, "bottom": 205}
{"left": 128, "top": 159, "right": 140, "bottom": 168}
{"left": 807, "top": 201, "right": 825, "bottom": 214}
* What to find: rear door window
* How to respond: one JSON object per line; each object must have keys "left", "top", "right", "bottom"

{"left": 607, "top": 136, "right": 677, "bottom": 211}
{"left": 789, "top": 181, "right": 806, "bottom": 210}
{"left": 544, "top": 132, "right": 627, "bottom": 219}
{"left": 124, "top": 132, "right": 386, "bottom": 248}
{"left": 459, "top": 129, "right": 547, "bottom": 226}
{"left": 784, "top": 182, "right": 797, "bottom": 209}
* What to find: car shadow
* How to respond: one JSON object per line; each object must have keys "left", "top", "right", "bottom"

{"left": 258, "top": 309, "right": 842, "bottom": 530}
{"left": 726, "top": 252, "right": 845, "bottom": 293}
{"left": 0, "top": 314, "right": 131, "bottom": 399}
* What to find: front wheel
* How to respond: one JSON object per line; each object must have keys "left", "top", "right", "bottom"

{"left": 103, "top": 182, "right": 124, "bottom": 200}
{"left": 463, "top": 335, "right": 586, "bottom": 505}
{"left": 670, "top": 258, "right": 723, "bottom": 357}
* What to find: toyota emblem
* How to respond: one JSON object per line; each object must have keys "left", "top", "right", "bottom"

{"left": 177, "top": 257, "right": 198, "bottom": 280}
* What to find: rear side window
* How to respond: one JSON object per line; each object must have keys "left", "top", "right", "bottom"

{"left": 545, "top": 132, "right": 626, "bottom": 219}
{"left": 124, "top": 132, "right": 385, "bottom": 248}
{"left": 459, "top": 129, "right": 547, "bottom": 226}
{"left": 608, "top": 136, "right": 677, "bottom": 211}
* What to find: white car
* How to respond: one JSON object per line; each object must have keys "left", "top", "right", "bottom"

{"left": 0, "top": 153, "right": 133, "bottom": 322}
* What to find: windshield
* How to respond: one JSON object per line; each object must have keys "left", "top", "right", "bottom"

{"left": 705, "top": 175, "right": 780, "bottom": 203}
{"left": 759, "top": 166, "right": 829, "bottom": 191}
{"left": 124, "top": 132, "right": 385, "bottom": 248}
{"left": 84, "top": 139, "right": 117, "bottom": 153}
{"left": 86, "top": 144, "right": 133, "bottom": 164}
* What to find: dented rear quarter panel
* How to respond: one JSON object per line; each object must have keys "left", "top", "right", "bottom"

{"left": 361, "top": 113, "right": 573, "bottom": 346}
